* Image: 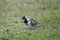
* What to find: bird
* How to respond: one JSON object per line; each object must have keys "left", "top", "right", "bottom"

{"left": 22, "top": 16, "right": 39, "bottom": 29}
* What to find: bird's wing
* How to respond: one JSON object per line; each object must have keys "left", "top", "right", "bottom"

{"left": 31, "top": 19, "right": 39, "bottom": 25}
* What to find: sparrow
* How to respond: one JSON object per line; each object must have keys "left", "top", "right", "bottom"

{"left": 22, "top": 16, "right": 39, "bottom": 29}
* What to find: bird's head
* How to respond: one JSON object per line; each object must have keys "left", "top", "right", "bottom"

{"left": 22, "top": 16, "right": 31, "bottom": 21}
{"left": 22, "top": 16, "right": 26, "bottom": 20}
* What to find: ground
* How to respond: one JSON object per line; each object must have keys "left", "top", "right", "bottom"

{"left": 0, "top": 0, "right": 60, "bottom": 40}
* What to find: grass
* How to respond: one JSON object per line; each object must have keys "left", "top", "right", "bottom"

{"left": 0, "top": 0, "right": 60, "bottom": 40}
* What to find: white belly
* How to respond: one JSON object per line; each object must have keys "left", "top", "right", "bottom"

{"left": 27, "top": 21, "right": 32, "bottom": 27}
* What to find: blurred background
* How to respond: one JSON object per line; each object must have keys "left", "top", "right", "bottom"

{"left": 0, "top": 0, "right": 60, "bottom": 40}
